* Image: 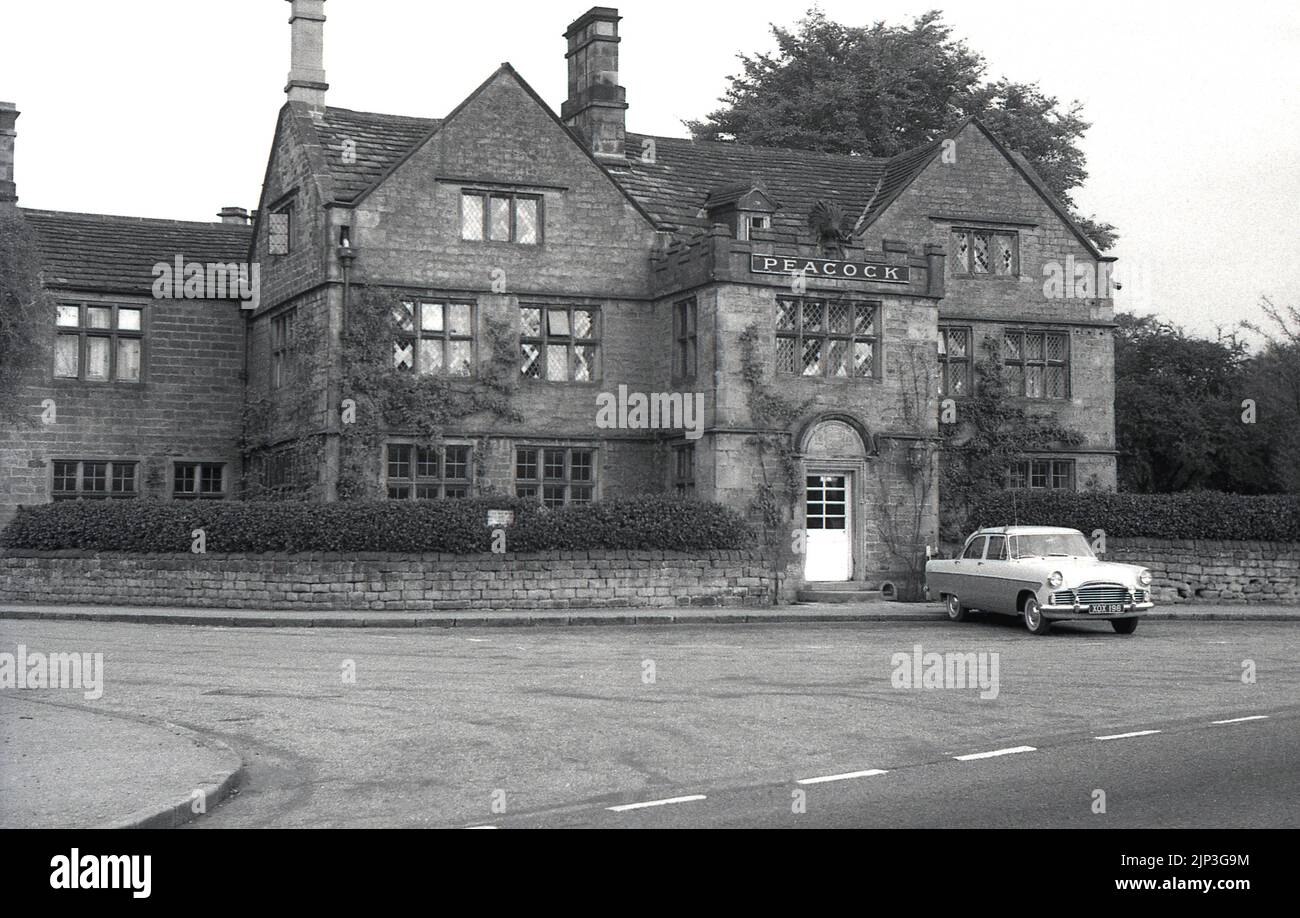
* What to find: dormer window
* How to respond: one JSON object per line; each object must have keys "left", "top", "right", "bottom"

{"left": 703, "top": 183, "right": 780, "bottom": 239}
{"left": 739, "top": 214, "right": 770, "bottom": 241}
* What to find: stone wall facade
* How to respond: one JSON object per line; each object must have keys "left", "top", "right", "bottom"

{"left": 0, "top": 550, "right": 771, "bottom": 611}
{"left": 1104, "top": 539, "right": 1299, "bottom": 603}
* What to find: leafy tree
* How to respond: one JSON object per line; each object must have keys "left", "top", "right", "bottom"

{"left": 1241, "top": 297, "right": 1300, "bottom": 493}
{"left": 0, "top": 209, "right": 52, "bottom": 425}
{"left": 1114, "top": 313, "right": 1278, "bottom": 494}
{"left": 686, "top": 9, "right": 1116, "bottom": 250}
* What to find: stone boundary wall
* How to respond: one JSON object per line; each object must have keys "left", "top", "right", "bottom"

{"left": 0, "top": 550, "right": 771, "bottom": 611}
{"left": 937, "top": 538, "right": 1299, "bottom": 604}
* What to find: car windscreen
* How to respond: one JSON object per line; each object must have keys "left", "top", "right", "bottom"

{"left": 1010, "top": 533, "right": 1095, "bottom": 559}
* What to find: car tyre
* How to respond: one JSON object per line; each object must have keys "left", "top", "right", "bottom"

{"left": 945, "top": 594, "right": 968, "bottom": 622}
{"left": 1111, "top": 618, "right": 1139, "bottom": 635}
{"left": 1023, "top": 596, "right": 1051, "bottom": 635}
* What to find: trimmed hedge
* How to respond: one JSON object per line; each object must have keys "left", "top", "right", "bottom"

{"left": 967, "top": 491, "right": 1300, "bottom": 542}
{"left": 0, "top": 495, "right": 754, "bottom": 554}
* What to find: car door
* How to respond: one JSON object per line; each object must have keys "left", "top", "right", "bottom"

{"left": 978, "top": 534, "right": 1011, "bottom": 613}
{"left": 956, "top": 535, "right": 988, "bottom": 608}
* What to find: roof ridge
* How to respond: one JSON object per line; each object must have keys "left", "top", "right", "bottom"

{"left": 323, "top": 105, "right": 440, "bottom": 123}
{"left": 625, "top": 131, "right": 888, "bottom": 164}
{"left": 21, "top": 207, "right": 252, "bottom": 230}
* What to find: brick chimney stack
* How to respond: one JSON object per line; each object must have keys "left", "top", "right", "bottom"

{"left": 561, "top": 7, "right": 627, "bottom": 162}
{"left": 0, "top": 102, "right": 18, "bottom": 208}
{"left": 218, "top": 206, "right": 251, "bottom": 225}
{"left": 285, "top": 0, "right": 328, "bottom": 111}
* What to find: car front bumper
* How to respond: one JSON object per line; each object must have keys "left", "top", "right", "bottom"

{"left": 1040, "top": 600, "right": 1153, "bottom": 620}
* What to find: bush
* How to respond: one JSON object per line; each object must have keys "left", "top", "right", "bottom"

{"left": 0, "top": 495, "right": 754, "bottom": 554}
{"left": 966, "top": 491, "right": 1300, "bottom": 542}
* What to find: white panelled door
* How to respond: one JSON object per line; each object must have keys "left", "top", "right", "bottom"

{"left": 804, "top": 473, "right": 852, "bottom": 581}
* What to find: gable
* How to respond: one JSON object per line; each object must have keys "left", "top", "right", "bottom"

{"left": 349, "top": 66, "right": 661, "bottom": 294}
{"left": 867, "top": 119, "right": 1104, "bottom": 259}
{"left": 352, "top": 65, "right": 656, "bottom": 228}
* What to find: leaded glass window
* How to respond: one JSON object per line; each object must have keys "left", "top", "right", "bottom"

{"left": 776, "top": 297, "right": 877, "bottom": 379}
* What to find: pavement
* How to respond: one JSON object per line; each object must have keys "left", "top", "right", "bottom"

{"left": 0, "top": 694, "right": 243, "bottom": 829}
{"left": 0, "top": 613, "right": 1295, "bottom": 828}
{"left": 0, "top": 600, "right": 1295, "bottom": 628}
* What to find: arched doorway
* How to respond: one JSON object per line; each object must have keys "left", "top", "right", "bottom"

{"left": 799, "top": 417, "right": 870, "bottom": 582}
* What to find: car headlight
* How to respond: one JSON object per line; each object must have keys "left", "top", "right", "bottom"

{"left": 1048, "top": 571, "right": 1064, "bottom": 588}
{"left": 1139, "top": 570, "right": 1152, "bottom": 586}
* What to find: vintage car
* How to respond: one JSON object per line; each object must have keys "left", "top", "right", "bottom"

{"left": 925, "top": 526, "right": 1154, "bottom": 635}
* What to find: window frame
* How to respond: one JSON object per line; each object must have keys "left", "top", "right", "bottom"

{"left": 460, "top": 190, "right": 543, "bottom": 245}
{"left": 519, "top": 304, "right": 601, "bottom": 383}
{"left": 673, "top": 443, "right": 696, "bottom": 497}
{"left": 392, "top": 299, "right": 476, "bottom": 377}
{"left": 54, "top": 301, "right": 146, "bottom": 384}
{"left": 268, "top": 201, "right": 293, "bottom": 256}
{"left": 271, "top": 308, "right": 297, "bottom": 390}
{"left": 263, "top": 449, "right": 299, "bottom": 494}
{"left": 1003, "top": 328, "right": 1070, "bottom": 400}
{"left": 674, "top": 297, "right": 698, "bottom": 380}
{"left": 775, "top": 296, "right": 880, "bottom": 380}
{"left": 514, "top": 446, "right": 596, "bottom": 507}
{"left": 961, "top": 535, "right": 988, "bottom": 560}
{"left": 51, "top": 459, "right": 139, "bottom": 500}
{"left": 951, "top": 227, "right": 1019, "bottom": 278}
{"left": 937, "top": 325, "right": 973, "bottom": 398}
{"left": 172, "top": 461, "right": 228, "bottom": 500}
{"left": 737, "top": 213, "right": 770, "bottom": 242}
{"left": 384, "top": 442, "right": 474, "bottom": 500}
{"left": 1006, "top": 458, "right": 1076, "bottom": 491}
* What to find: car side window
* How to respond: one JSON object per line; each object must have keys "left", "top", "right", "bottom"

{"left": 962, "top": 536, "right": 987, "bottom": 560}
{"left": 987, "top": 535, "right": 1006, "bottom": 560}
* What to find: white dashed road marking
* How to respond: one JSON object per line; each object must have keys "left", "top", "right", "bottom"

{"left": 954, "top": 745, "right": 1037, "bottom": 762}
{"left": 1095, "top": 730, "right": 1162, "bottom": 741}
{"left": 796, "top": 769, "right": 888, "bottom": 785}
{"left": 608, "top": 794, "right": 707, "bottom": 812}
{"left": 1211, "top": 715, "right": 1269, "bottom": 725}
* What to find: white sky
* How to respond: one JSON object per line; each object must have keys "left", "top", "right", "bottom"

{"left": 2, "top": 0, "right": 1297, "bottom": 338}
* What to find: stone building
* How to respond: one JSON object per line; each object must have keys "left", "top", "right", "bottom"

{"left": 0, "top": 3, "right": 1118, "bottom": 593}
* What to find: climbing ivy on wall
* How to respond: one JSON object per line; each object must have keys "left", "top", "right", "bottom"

{"left": 240, "top": 306, "right": 325, "bottom": 499}
{"left": 240, "top": 287, "right": 522, "bottom": 501}
{"left": 335, "top": 287, "right": 521, "bottom": 501}
{"left": 739, "top": 322, "right": 813, "bottom": 602}
{"left": 939, "top": 335, "right": 1085, "bottom": 540}
{"left": 0, "top": 210, "right": 53, "bottom": 426}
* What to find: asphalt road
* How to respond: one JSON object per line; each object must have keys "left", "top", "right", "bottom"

{"left": 0, "top": 615, "right": 1295, "bottom": 828}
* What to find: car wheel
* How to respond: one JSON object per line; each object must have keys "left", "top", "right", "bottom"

{"left": 1023, "top": 597, "right": 1051, "bottom": 635}
{"left": 945, "top": 594, "right": 968, "bottom": 622}
{"left": 1111, "top": 618, "right": 1139, "bottom": 635}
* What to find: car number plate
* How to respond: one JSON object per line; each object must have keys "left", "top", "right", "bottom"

{"left": 1092, "top": 603, "right": 1125, "bottom": 614}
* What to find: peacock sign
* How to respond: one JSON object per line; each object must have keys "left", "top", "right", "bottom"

{"left": 749, "top": 253, "right": 911, "bottom": 283}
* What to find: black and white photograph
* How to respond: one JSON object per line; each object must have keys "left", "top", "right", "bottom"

{"left": 0, "top": 0, "right": 1295, "bottom": 900}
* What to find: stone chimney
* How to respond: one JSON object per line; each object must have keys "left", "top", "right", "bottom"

{"left": 285, "top": 0, "right": 328, "bottom": 111}
{"left": 561, "top": 7, "right": 626, "bottom": 162}
{"left": 0, "top": 102, "right": 18, "bottom": 208}
{"left": 218, "top": 206, "right": 251, "bottom": 225}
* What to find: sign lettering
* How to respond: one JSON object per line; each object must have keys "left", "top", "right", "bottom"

{"left": 750, "top": 253, "right": 911, "bottom": 284}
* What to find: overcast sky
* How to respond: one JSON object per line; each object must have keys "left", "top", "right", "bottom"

{"left": 2, "top": 0, "right": 1296, "bottom": 339}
